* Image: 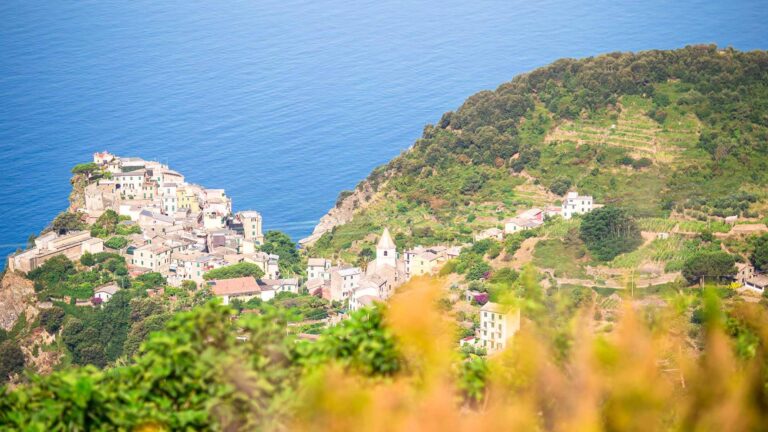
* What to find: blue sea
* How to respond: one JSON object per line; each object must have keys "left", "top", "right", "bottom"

{"left": 1, "top": 0, "right": 767, "bottom": 264}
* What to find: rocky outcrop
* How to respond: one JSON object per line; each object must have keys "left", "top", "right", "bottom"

{"left": 0, "top": 271, "right": 37, "bottom": 331}
{"left": 300, "top": 180, "right": 383, "bottom": 246}
{"left": 20, "top": 327, "right": 61, "bottom": 376}
{"left": 68, "top": 173, "right": 88, "bottom": 212}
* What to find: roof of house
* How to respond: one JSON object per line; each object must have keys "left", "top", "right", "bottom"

{"left": 135, "top": 243, "right": 170, "bottom": 254}
{"left": 746, "top": 275, "right": 768, "bottom": 288}
{"left": 307, "top": 257, "right": 329, "bottom": 267}
{"left": 356, "top": 295, "right": 380, "bottom": 307}
{"left": 82, "top": 237, "right": 104, "bottom": 246}
{"left": 418, "top": 251, "right": 439, "bottom": 261}
{"left": 565, "top": 191, "right": 592, "bottom": 201}
{"left": 377, "top": 228, "right": 396, "bottom": 250}
{"left": 114, "top": 169, "right": 146, "bottom": 177}
{"left": 337, "top": 267, "right": 361, "bottom": 277}
{"left": 306, "top": 278, "right": 327, "bottom": 291}
{"left": 481, "top": 301, "right": 514, "bottom": 314}
{"left": 207, "top": 277, "right": 261, "bottom": 296}
{"left": 238, "top": 210, "right": 261, "bottom": 219}
{"left": 518, "top": 208, "right": 543, "bottom": 219}
{"left": 94, "top": 283, "right": 120, "bottom": 296}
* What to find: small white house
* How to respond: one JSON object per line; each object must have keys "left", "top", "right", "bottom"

{"left": 744, "top": 275, "right": 768, "bottom": 293}
{"left": 504, "top": 217, "right": 543, "bottom": 234}
{"left": 475, "top": 227, "right": 504, "bottom": 242}
{"left": 94, "top": 283, "right": 120, "bottom": 302}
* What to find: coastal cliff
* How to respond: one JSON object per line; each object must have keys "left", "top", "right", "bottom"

{"left": 0, "top": 271, "right": 37, "bottom": 332}
{"left": 300, "top": 180, "right": 383, "bottom": 245}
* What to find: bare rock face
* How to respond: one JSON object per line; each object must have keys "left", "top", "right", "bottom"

{"left": 300, "top": 180, "right": 382, "bottom": 246}
{"left": 0, "top": 271, "right": 37, "bottom": 331}
{"left": 20, "top": 327, "right": 61, "bottom": 376}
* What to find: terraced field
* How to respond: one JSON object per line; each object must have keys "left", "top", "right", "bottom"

{"left": 547, "top": 95, "right": 700, "bottom": 164}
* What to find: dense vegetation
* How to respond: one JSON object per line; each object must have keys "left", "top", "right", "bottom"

{"left": 579, "top": 206, "right": 642, "bottom": 261}
{"left": 310, "top": 46, "right": 768, "bottom": 258}
{"left": 260, "top": 230, "right": 303, "bottom": 276}
{"left": 3, "top": 275, "right": 768, "bottom": 430}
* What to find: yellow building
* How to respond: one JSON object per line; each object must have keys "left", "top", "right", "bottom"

{"left": 177, "top": 186, "right": 201, "bottom": 213}
{"left": 404, "top": 246, "right": 441, "bottom": 278}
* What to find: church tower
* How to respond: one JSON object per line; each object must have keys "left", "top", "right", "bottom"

{"left": 376, "top": 227, "right": 397, "bottom": 269}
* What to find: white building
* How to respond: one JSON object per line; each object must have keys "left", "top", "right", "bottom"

{"left": 160, "top": 183, "right": 179, "bottom": 214}
{"left": 562, "top": 191, "right": 594, "bottom": 219}
{"left": 504, "top": 217, "right": 543, "bottom": 234}
{"left": 113, "top": 170, "right": 146, "bottom": 197}
{"left": 94, "top": 283, "right": 120, "bottom": 302}
{"left": 479, "top": 302, "right": 521, "bottom": 353}
{"left": 307, "top": 258, "right": 331, "bottom": 281}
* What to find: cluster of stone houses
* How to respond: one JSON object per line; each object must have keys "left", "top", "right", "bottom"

{"left": 304, "top": 228, "right": 404, "bottom": 311}
{"left": 475, "top": 190, "right": 595, "bottom": 242}
{"left": 79, "top": 152, "right": 286, "bottom": 289}
{"left": 304, "top": 228, "right": 463, "bottom": 311}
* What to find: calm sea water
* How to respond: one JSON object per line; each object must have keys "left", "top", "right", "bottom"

{"left": 1, "top": 0, "right": 766, "bottom": 264}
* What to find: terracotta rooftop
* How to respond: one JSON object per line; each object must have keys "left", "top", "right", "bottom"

{"left": 207, "top": 276, "right": 261, "bottom": 296}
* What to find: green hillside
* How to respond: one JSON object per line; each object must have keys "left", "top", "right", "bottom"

{"left": 310, "top": 46, "right": 768, "bottom": 259}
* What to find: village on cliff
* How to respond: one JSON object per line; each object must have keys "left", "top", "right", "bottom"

{"left": 6, "top": 152, "right": 606, "bottom": 352}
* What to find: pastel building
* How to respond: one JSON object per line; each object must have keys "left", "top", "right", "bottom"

{"left": 479, "top": 302, "right": 521, "bottom": 353}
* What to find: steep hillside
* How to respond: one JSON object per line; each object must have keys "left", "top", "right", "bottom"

{"left": 306, "top": 46, "right": 768, "bottom": 259}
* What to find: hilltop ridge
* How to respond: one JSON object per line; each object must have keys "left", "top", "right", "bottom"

{"left": 305, "top": 45, "right": 768, "bottom": 261}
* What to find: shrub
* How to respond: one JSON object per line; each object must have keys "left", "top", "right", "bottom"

{"left": 549, "top": 177, "right": 572, "bottom": 196}
{"left": 39, "top": 307, "right": 66, "bottom": 334}
{"left": 104, "top": 236, "right": 128, "bottom": 250}
{"left": 203, "top": 263, "right": 265, "bottom": 281}
{"left": 580, "top": 206, "right": 642, "bottom": 261}
{"left": 0, "top": 341, "right": 25, "bottom": 383}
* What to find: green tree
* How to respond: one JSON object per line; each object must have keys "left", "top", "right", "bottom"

{"left": 260, "top": 231, "right": 301, "bottom": 275}
{"left": 549, "top": 177, "right": 572, "bottom": 196}
{"left": 203, "top": 262, "right": 265, "bottom": 281}
{"left": 682, "top": 251, "right": 737, "bottom": 285}
{"left": 91, "top": 210, "right": 120, "bottom": 238}
{"left": 71, "top": 162, "right": 99, "bottom": 175}
{"left": 133, "top": 272, "right": 166, "bottom": 288}
{"left": 0, "top": 341, "right": 25, "bottom": 383}
{"left": 80, "top": 251, "right": 95, "bottom": 267}
{"left": 579, "top": 206, "right": 642, "bottom": 261}
{"left": 750, "top": 234, "right": 768, "bottom": 272}
{"left": 48, "top": 211, "right": 85, "bottom": 234}
{"left": 296, "top": 304, "right": 401, "bottom": 376}
{"left": 181, "top": 280, "right": 197, "bottom": 291}
{"left": 466, "top": 261, "right": 492, "bottom": 281}
{"left": 27, "top": 255, "right": 75, "bottom": 287}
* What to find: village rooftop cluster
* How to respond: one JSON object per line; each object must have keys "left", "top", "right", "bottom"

{"left": 8, "top": 152, "right": 296, "bottom": 302}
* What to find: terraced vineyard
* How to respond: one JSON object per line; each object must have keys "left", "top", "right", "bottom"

{"left": 547, "top": 95, "right": 700, "bottom": 164}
